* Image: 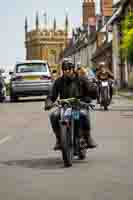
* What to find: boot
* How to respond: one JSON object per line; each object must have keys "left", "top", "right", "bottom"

{"left": 83, "top": 131, "right": 97, "bottom": 149}
{"left": 53, "top": 131, "right": 61, "bottom": 151}
{"left": 54, "top": 139, "right": 61, "bottom": 150}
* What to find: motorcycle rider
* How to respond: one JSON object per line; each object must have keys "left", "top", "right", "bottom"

{"left": 45, "top": 60, "right": 97, "bottom": 150}
{"left": 96, "top": 62, "right": 114, "bottom": 104}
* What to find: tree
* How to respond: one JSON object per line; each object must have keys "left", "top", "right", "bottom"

{"left": 121, "top": 13, "right": 133, "bottom": 64}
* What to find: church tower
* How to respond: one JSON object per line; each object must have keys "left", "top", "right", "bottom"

{"left": 35, "top": 11, "right": 39, "bottom": 31}
{"left": 25, "top": 13, "right": 70, "bottom": 66}
{"left": 65, "top": 14, "right": 69, "bottom": 47}
{"left": 25, "top": 16, "right": 28, "bottom": 38}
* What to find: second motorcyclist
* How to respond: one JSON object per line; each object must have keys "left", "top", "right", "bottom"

{"left": 96, "top": 62, "right": 114, "bottom": 104}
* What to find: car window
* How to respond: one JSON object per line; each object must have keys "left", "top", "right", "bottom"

{"left": 16, "top": 63, "right": 48, "bottom": 73}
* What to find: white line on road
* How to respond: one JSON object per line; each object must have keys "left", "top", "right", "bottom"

{"left": 0, "top": 136, "right": 13, "bottom": 145}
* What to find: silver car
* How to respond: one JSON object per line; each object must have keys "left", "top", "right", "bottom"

{"left": 9, "top": 60, "right": 52, "bottom": 101}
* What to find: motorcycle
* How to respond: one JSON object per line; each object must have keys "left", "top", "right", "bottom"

{"left": 52, "top": 98, "right": 94, "bottom": 167}
{"left": 99, "top": 80, "right": 112, "bottom": 111}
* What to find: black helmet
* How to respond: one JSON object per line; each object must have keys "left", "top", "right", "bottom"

{"left": 62, "top": 60, "right": 75, "bottom": 70}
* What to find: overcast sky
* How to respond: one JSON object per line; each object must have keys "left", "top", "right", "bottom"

{"left": 0, "top": 0, "right": 118, "bottom": 67}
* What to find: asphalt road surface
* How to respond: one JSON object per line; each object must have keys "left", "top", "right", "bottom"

{"left": 0, "top": 96, "right": 133, "bottom": 200}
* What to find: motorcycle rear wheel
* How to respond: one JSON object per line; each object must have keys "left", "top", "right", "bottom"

{"left": 78, "top": 149, "right": 86, "bottom": 160}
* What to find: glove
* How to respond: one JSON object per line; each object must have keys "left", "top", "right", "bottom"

{"left": 80, "top": 96, "right": 91, "bottom": 103}
{"left": 44, "top": 99, "right": 53, "bottom": 110}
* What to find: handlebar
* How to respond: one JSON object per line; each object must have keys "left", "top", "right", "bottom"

{"left": 53, "top": 98, "right": 95, "bottom": 111}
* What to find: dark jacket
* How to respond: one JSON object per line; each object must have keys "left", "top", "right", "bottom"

{"left": 46, "top": 75, "right": 97, "bottom": 103}
{"left": 96, "top": 68, "right": 114, "bottom": 80}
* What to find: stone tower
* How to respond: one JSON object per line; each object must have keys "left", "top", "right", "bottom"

{"left": 25, "top": 13, "right": 70, "bottom": 66}
{"left": 82, "top": 0, "right": 96, "bottom": 30}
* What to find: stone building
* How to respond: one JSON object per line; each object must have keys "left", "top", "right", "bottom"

{"left": 25, "top": 13, "right": 70, "bottom": 67}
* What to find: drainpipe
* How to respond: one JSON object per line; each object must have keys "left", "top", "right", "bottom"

{"left": 124, "top": 57, "right": 128, "bottom": 87}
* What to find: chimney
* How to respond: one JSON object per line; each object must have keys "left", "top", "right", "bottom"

{"left": 100, "top": 0, "right": 113, "bottom": 24}
{"left": 82, "top": 0, "right": 96, "bottom": 32}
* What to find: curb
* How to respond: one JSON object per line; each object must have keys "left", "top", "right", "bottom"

{"left": 118, "top": 93, "right": 133, "bottom": 100}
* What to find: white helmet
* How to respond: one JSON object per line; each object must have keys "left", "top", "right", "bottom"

{"left": 99, "top": 61, "right": 106, "bottom": 66}
{"left": 63, "top": 57, "right": 73, "bottom": 63}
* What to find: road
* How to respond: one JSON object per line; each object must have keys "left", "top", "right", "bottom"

{"left": 0, "top": 96, "right": 133, "bottom": 200}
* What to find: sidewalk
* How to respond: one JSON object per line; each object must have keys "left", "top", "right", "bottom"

{"left": 118, "top": 91, "right": 133, "bottom": 100}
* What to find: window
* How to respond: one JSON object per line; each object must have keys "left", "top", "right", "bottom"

{"left": 16, "top": 63, "right": 47, "bottom": 73}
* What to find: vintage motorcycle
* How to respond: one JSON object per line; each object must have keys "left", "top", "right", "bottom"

{"left": 52, "top": 98, "right": 94, "bottom": 167}
{"left": 99, "top": 80, "right": 113, "bottom": 111}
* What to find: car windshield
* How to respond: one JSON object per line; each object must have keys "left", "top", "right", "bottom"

{"left": 16, "top": 63, "right": 47, "bottom": 73}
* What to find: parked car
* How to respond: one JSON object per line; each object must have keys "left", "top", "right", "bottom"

{"left": 9, "top": 60, "right": 53, "bottom": 102}
{"left": 0, "top": 68, "right": 6, "bottom": 102}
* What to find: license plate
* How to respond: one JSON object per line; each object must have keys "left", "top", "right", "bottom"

{"left": 102, "top": 81, "right": 108, "bottom": 87}
{"left": 72, "top": 111, "right": 80, "bottom": 120}
{"left": 23, "top": 76, "right": 39, "bottom": 80}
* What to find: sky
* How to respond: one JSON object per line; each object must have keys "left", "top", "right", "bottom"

{"left": 0, "top": 0, "right": 117, "bottom": 68}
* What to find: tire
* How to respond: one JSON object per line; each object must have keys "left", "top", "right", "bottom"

{"left": 0, "top": 94, "right": 5, "bottom": 102}
{"left": 78, "top": 149, "right": 86, "bottom": 160}
{"left": 103, "top": 87, "right": 108, "bottom": 111}
{"left": 0, "top": 98, "right": 4, "bottom": 103}
{"left": 60, "top": 125, "right": 73, "bottom": 167}
{"left": 10, "top": 90, "right": 18, "bottom": 102}
{"left": 10, "top": 94, "right": 18, "bottom": 102}
{"left": 0, "top": 88, "right": 6, "bottom": 102}
{"left": 78, "top": 138, "right": 86, "bottom": 160}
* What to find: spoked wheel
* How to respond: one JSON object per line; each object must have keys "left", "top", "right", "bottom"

{"left": 60, "top": 125, "right": 73, "bottom": 167}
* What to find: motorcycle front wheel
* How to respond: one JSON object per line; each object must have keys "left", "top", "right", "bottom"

{"left": 60, "top": 125, "right": 73, "bottom": 167}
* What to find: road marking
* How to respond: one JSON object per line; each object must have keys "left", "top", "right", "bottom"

{"left": 0, "top": 136, "right": 13, "bottom": 145}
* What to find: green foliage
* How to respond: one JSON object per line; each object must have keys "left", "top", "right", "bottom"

{"left": 128, "top": 71, "right": 133, "bottom": 89}
{"left": 50, "top": 49, "right": 56, "bottom": 55}
{"left": 121, "top": 13, "right": 133, "bottom": 63}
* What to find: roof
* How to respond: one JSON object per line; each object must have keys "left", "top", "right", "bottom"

{"left": 16, "top": 60, "right": 48, "bottom": 65}
{"left": 91, "top": 42, "right": 112, "bottom": 60}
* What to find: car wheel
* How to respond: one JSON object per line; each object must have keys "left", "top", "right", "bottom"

{"left": 10, "top": 91, "right": 18, "bottom": 102}
{"left": 10, "top": 95, "right": 18, "bottom": 102}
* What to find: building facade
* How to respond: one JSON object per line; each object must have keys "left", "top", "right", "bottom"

{"left": 25, "top": 13, "right": 69, "bottom": 67}
{"left": 112, "top": 0, "right": 133, "bottom": 87}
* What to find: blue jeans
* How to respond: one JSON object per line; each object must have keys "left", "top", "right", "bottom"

{"left": 50, "top": 108, "right": 91, "bottom": 138}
